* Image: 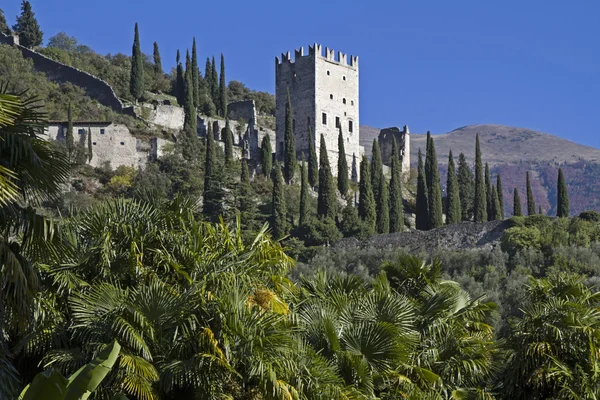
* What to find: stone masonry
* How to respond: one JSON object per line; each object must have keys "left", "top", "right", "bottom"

{"left": 276, "top": 44, "right": 363, "bottom": 179}
{"left": 378, "top": 126, "right": 411, "bottom": 173}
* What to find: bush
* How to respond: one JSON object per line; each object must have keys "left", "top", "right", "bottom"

{"left": 579, "top": 210, "right": 600, "bottom": 223}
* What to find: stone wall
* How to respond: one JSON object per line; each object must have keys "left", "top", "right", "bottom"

{"left": 379, "top": 126, "right": 410, "bottom": 173}
{"left": 136, "top": 104, "right": 185, "bottom": 131}
{"left": 227, "top": 100, "right": 257, "bottom": 123}
{"left": 0, "top": 34, "right": 123, "bottom": 111}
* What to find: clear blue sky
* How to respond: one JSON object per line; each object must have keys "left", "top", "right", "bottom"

{"left": 4, "top": 0, "right": 599, "bottom": 147}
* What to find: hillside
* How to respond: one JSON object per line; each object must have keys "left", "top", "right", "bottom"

{"left": 360, "top": 124, "right": 600, "bottom": 215}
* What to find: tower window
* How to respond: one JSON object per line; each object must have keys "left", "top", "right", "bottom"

{"left": 327, "top": 70, "right": 330, "bottom": 75}
{"left": 330, "top": 94, "right": 333, "bottom": 100}
{"left": 120, "top": 142, "right": 125, "bottom": 145}
{"left": 78, "top": 129, "right": 85, "bottom": 135}
{"left": 100, "top": 129, "right": 105, "bottom": 134}
{"left": 351, "top": 100, "right": 354, "bottom": 105}
{"left": 335, "top": 117, "right": 340, "bottom": 128}
{"left": 92, "top": 142, "right": 97, "bottom": 145}
{"left": 343, "top": 98, "right": 346, "bottom": 104}
{"left": 349, "top": 120, "right": 353, "bottom": 133}
{"left": 322, "top": 113, "right": 327, "bottom": 125}
{"left": 343, "top": 76, "right": 346, "bottom": 81}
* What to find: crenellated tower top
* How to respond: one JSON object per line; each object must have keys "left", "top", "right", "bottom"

{"left": 275, "top": 43, "right": 358, "bottom": 69}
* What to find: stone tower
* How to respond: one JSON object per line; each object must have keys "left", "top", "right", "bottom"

{"left": 275, "top": 44, "right": 362, "bottom": 178}
{"left": 379, "top": 125, "right": 411, "bottom": 174}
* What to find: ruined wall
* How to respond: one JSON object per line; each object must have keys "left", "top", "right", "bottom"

{"left": 379, "top": 126, "right": 410, "bottom": 173}
{"left": 136, "top": 104, "right": 185, "bottom": 131}
{"left": 0, "top": 34, "right": 123, "bottom": 111}
{"left": 228, "top": 100, "right": 257, "bottom": 123}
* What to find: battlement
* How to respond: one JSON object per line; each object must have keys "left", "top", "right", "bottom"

{"left": 275, "top": 43, "right": 358, "bottom": 69}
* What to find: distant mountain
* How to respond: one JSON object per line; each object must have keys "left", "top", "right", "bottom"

{"left": 359, "top": 124, "right": 600, "bottom": 215}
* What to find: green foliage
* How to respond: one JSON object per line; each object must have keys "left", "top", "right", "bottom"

{"left": 47, "top": 32, "right": 78, "bottom": 52}
{"left": 337, "top": 127, "right": 348, "bottom": 195}
{"left": 0, "top": 8, "right": 10, "bottom": 35}
{"left": 376, "top": 174, "right": 390, "bottom": 233}
{"left": 359, "top": 155, "right": 376, "bottom": 233}
{"left": 370, "top": 138, "right": 383, "bottom": 205}
{"left": 579, "top": 210, "right": 600, "bottom": 222}
{"left": 497, "top": 173, "right": 505, "bottom": 218}
{"left": 426, "top": 134, "right": 443, "bottom": 228}
{"left": 489, "top": 184, "right": 501, "bottom": 220}
{"left": 317, "top": 134, "right": 336, "bottom": 219}
{"left": 152, "top": 41, "right": 162, "bottom": 75}
{"left": 87, "top": 127, "right": 92, "bottom": 163}
{"left": 389, "top": 139, "right": 403, "bottom": 232}
{"left": 12, "top": 1, "right": 43, "bottom": 48}
{"left": 296, "top": 215, "right": 341, "bottom": 246}
{"left": 174, "top": 50, "right": 185, "bottom": 105}
{"left": 526, "top": 171, "right": 536, "bottom": 216}
{"left": 260, "top": 134, "right": 272, "bottom": 176}
{"left": 351, "top": 153, "right": 358, "bottom": 183}
{"left": 210, "top": 56, "right": 219, "bottom": 109}
{"left": 203, "top": 128, "right": 222, "bottom": 220}
{"left": 183, "top": 51, "right": 196, "bottom": 134}
{"left": 283, "top": 89, "right": 296, "bottom": 184}
{"left": 307, "top": 127, "right": 318, "bottom": 188}
{"left": 129, "top": 23, "right": 144, "bottom": 101}
{"left": 191, "top": 38, "right": 199, "bottom": 108}
{"left": 299, "top": 158, "right": 309, "bottom": 226}
{"left": 271, "top": 162, "right": 287, "bottom": 238}
{"left": 218, "top": 53, "right": 227, "bottom": 117}
{"left": 446, "top": 150, "right": 461, "bottom": 224}
{"left": 474, "top": 133, "right": 487, "bottom": 222}
{"left": 227, "top": 80, "right": 275, "bottom": 116}
{"left": 485, "top": 163, "right": 494, "bottom": 221}
{"left": 223, "top": 118, "right": 233, "bottom": 163}
{"left": 339, "top": 198, "right": 362, "bottom": 238}
{"left": 513, "top": 187, "right": 522, "bottom": 216}
{"left": 458, "top": 152, "right": 474, "bottom": 221}
{"left": 557, "top": 167, "right": 570, "bottom": 218}
{"left": 416, "top": 149, "right": 429, "bottom": 230}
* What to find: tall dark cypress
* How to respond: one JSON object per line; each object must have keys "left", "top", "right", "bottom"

{"left": 426, "top": 135, "right": 443, "bottom": 229}
{"left": 191, "top": 38, "right": 200, "bottom": 108}
{"left": 260, "top": 135, "right": 273, "bottom": 176}
{"left": 283, "top": 89, "right": 296, "bottom": 184}
{"left": 424, "top": 132, "right": 433, "bottom": 191}
{"left": 307, "top": 127, "right": 318, "bottom": 188}
{"left": 299, "top": 157, "right": 309, "bottom": 226}
{"left": 513, "top": 188, "right": 523, "bottom": 216}
{"left": 337, "top": 127, "right": 349, "bottom": 195}
{"left": 211, "top": 56, "right": 219, "bottom": 108}
{"left": 0, "top": 9, "right": 10, "bottom": 36}
{"left": 183, "top": 51, "right": 196, "bottom": 134}
{"left": 129, "top": 23, "right": 144, "bottom": 102}
{"left": 539, "top": 206, "right": 543, "bottom": 215}
{"left": 446, "top": 150, "right": 461, "bottom": 225}
{"left": 175, "top": 50, "right": 185, "bottom": 106}
{"left": 376, "top": 175, "right": 390, "bottom": 234}
{"left": 416, "top": 149, "right": 430, "bottom": 230}
{"left": 203, "top": 128, "right": 221, "bottom": 220}
{"left": 351, "top": 153, "right": 358, "bottom": 183}
{"left": 271, "top": 162, "right": 287, "bottom": 239}
{"left": 359, "top": 155, "right": 376, "bottom": 233}
{"left": 317, "top": 135, "right": 336, "bottom": 219}
{"left": 557, "top": 168, "right": 570, "bottom": 218}
{"left": 473, "top": 134, "right": 487, "bottom": 222}
{"left": 238, "top": 159, "right": 256, "bottom": 226}
{"left": 219, "top": 54, "right": 227, "bottom": 117}
{"left": 205, "top": 57, "right": 212, "bottom": 97}
{"left": 489, "top": 185, "right": 501, "bottom": 221}
{"left": 485, "top": 163, "right": 494, "bottom": 221}
{"left": 457, "top": 152, "right": 474, "bottom": 221}
{"left": 87, "top": 127, "right": 93, "bottom": 163}
{"left": 153, "top": 42, "right": 162, "bottom": 75}
{"left": 223, "top": 119, "right": 233, "bottom": 163}
{"left": 12, "top": 1, "right": 42, "bottom": 48}
{"left": 371, "top": 139, "right": 383, "bottom": 204}
{"left": 389, "top": 139, "right": 404, "bottom": 233}
{"left": 66, "top": 102, "right": 74, "bottom": 158}
{"left": 496, "top": 173, "right": 505, "bottom": 219}
{"left": 526, "top": 171, "right": 536, "bottom": 216}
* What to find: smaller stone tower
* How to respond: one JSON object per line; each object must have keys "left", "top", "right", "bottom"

{"left": 378, "top": 125, "right": 410, "bottom": 173}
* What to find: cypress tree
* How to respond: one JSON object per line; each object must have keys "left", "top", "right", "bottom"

{"left": 129, "top": 23, "right": 144, "bottom": 103}
{"left": 557, "top": 168, "right": 570, "bottom": 218}
{"left": 359, "top": 155, "right": 376, "bottom": 233}
{"left": 205, "top": 57, "right": 212, "bottom": 96}
{"left": 351, "top": 153, "right": 358, "bottom": 183}
{"left": 260, "top": 135, "right": 273, "bottom": 176}
{"left": 183, "top": 51, "right": 196, "bottom": 134}
{"left": 389, "top": 138, "right": 404, "bottom": 232}
{"left": 219, "top": 54, "right": 227, "bottom": 117}
{"left": 283, "top": 89, "right": 296, "bottom": 184}
{"left": 211, "top": 56, "right": 219, "bottom": 108}
{"left": 513, "top": 188, "right": 522, "bottom": 216}
{"left": 489, "top": 185, "right": 501, "bottom": 221}
{"left": 238, "top": 159, "right": 256, "bottom": 228}
{"left": 12, "top": 1, "right": 43, "bottom": 48}
{"left": 473, "top": 134, "right": 487, "bottom": 222}
{"left": 87, "top": 127, "right": 93, "bottom": 163}
{"left": 526, "top": 171, "right": 536, "bottom": 216}
{"left": 299, "top": 157, "right": 309, "bottom": 226}
{"left": 485, "top": 163, "right": 493, "bottom": 221}
{"left": 538, "top": 206, "right": 543, "bottom": 215}
{"left": 371, "top": 139, "right": 383, "bottom": 204}
{"left": 416, "top": 149, "right": 430, "bottom": 230}
{"left": 203, "top": 126, "right": 221, "bottom": 220}
{"left": 307, "top": 127, "right": 318, "bottom": 188}
{"left": 66, "top": 102, "right": 74, "bottom": 159}
{"left": 496, "top": 173, "right": 505, "bottom": 219}
{"left": 153, "top": 42, "right": 162, "bottom": 75}
{"left": 271, "top": 162, "right": 287, "bottom": 238}
{"left": 424, "top": 132, "right": 433, "bottom": 190}
{"left": 223, "top": 118, "right": 233, "bottom": 163}
{"left": 376, "top": 175, "right": 390, "bottom": 234}
{"left": 175, "top": 50, "right": 185, "bottom": 106}
{"left": 446, "top": 150, "right": 461, "bottom": 225}
{"left": 0, "top": 9, "right": 10, "bottom": 35}
{"left": 317, "top": 134, "right": 336, "bottom": 219}
{"left": 337, "top": 127, "right": 349, "bottom": 195}
{"left": 191, "top": 38, "right": 200, "bottom": 108}
{"left": 426, "top": 135, "right": 443, "bottom": 229}
{"left": 457, "top": 152, "right": 474, "bottom": 221}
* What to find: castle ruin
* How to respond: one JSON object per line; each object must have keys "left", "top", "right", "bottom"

{"left": 378, "top": 126, "right": 411, "bottom": 173}
{"left": 276, "top": 44, "right": 363, "bottom": 179}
